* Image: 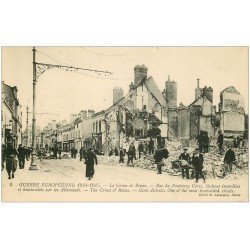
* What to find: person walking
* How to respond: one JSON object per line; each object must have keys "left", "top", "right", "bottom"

{"left": 4, "top": 142, "right": 18, "bottom": 179}
{"left": 58, "top": 148, "right": 62, "bottom": 159}
{"left": 127, "top": 144, "right": 135, "bottom": 165}
{"left": 197, "top": 131, "right": 204, "bottom": 153}
{"left": 114, "top": 147, "right": 119, "bottom": 156}
{"left": 217, "top": 131, "right": 224, "bottom": 152}
{"left": 179, "top": 147, "right": 191, "bottom": 179}
{"left": 192, "top": 148, "right": 205, "bottom": 183}
{"left": 148, "top": 138, "right": 154, "bottom": 155}
{"left": 154, "top": 146, "right": 169, "bottom": 174}
{"left": 26, "top": 147, "right": 31, "bottom": 161}
{"left": 85, "top": 148, "right": 98, "bottom": 180}
{"left": 17, "top": 144, "right": 26, "bottom": 169}
{"left": 54, "top": 147, "right": 58, "bottom": 159}
{"left": 224, "top": 145, "right": 236, "bottom": 173}
{"left": 2, "top": 144, "right": 6, "bottom": 171}
{"left": 74, "top": 148, "right": 78, "bottom": 158}
{"left": 131, "top": 142, "right": 136, "bottom": 160}
{"left": 70, "top": 147, "right": 74, "bottom": 158}
{"left": 203, "top": 131, "right": 209, "bottom": 153}
{"left": 119, "top": 147, "right": 125, "bottom": 163}
{"left": 138, "top": 141, "right": 144, "bottom": 159}
{"left": 79, "top": 147, "right": 86, "bottom": 161}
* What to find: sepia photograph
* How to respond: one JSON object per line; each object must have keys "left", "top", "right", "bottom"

{"left": 1, "top": 46, "right": 248, "bottom": 202}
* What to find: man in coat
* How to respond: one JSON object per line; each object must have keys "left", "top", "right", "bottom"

{"left": 17, "top": 144, "right": 26, "bottom": 169}
{"left": 217, "top": 131, "right": 224, "bottom": 152}
{"left": 2, "top": 144, "right": 6, "bottom": 171}
{"left": 197, "top": 131, "right": 204, "bottom": 153}
{"left": 179, "top": 147, "right": 191, "bottom": 179}
{"left": 4, "top": 142, "right": 18, "bottom": 179}
{"left": 119, "top": 146, "right": 125, "bottom": 163}
{"left": 85, "top": 148, "right": 98, "bottom": 180}
{"left": 224, "top": 145, "right": 236, "bottom": 173}
{"left": 138, "top": 142, "right": 144, "bottom": 159}
{"left": 127, "top": 144, "right": 135, "bottom": 165}
{"left": 192, "top": 148, "right": 205, "bottom": 183}
{"left": 148, "top": 138, "right": 154, "bottom": 155}
{"left": 154, "top": 146, "right": 169, "bottom": 174}
{"left": 79, "top": 147, "right": 86, "bottom": 161}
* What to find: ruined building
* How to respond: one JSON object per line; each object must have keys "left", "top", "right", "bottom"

{"left": 104, "top": 65, "right": 168, "bottom": 151}
{"left": 177, "top": 79, "right": 216, "bottom": 139}
{"left": 218, "top": 86, "right": 245, "bottom": 137}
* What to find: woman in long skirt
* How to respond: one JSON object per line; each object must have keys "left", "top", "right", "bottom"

{"left": 85, "top": 148, "right": 97, "bottom": 180}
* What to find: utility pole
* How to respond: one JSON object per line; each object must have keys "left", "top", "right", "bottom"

{"left": 29, "top": 47, "right": 38, "bottom": 170}
{"left": 28, "top": 47, "right": 113, "bottom": 168}
{"left": 26, "top": 106, "right": 29, "bottom": 147}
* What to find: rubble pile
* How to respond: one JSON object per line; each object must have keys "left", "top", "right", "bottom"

{"left": 61, "top": 154, "right": 71, "bottom": 159}
{"left": 98, "top": 155, "right": 120, "bottom": 166}
{"left": 97, "top": 141, "right": 248, "bottom": 179}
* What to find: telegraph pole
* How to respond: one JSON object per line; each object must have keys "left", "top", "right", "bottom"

{"left": 26, "top": 106, "right": 29, "bottom": 147}
{"left": 29, "top": 47, "right": 38, "bottom": 170}
{"left": 28, "top": 47, "right": 113, "bottom": 169}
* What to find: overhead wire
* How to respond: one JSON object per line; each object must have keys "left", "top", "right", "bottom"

{"left": 37, "top": 49, "right": 132, "bottom": 80}
{"left": 80, "top": 47, "right": 134, "bottom": 57}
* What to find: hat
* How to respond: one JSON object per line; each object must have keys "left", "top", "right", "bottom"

{"left": 194, "top": 148, "right": 200, "bottom": 153}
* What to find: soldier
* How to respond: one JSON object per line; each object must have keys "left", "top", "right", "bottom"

{"left": 179, "top": 147, "right": 191, "bottom": 179}
{"left": 85, "top": 148, "right": 98, "bottom": 180}
{"left": 192, "top": 148, "right": 205, "bottom": 183}
{"left": 4, "top": 142, "right": 18, "bottom": 179}
{"left": 224, "top": 145, "right": 236, "bottom": 173}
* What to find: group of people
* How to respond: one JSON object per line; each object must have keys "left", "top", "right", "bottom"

{"left": 70, "top": 147, "right": 78, "bottom": 159}
{"left": 177, "top": 147, "right": 206, "bottom": 182}
{"left": 178, "top": 142, "right": 238, "bottom": 182}
{"left": 2, "top": 143, "right": 32, "bottom": 179}
{"left": 108, "top": 138, "right": 157, "bottom": 165}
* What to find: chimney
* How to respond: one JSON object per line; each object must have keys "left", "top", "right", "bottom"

{"left": 113, "top": 87, "right": 124, "bottom": 105}
{"left": 80, "top": 110, "right": 87, "bottom": 119}
{"left": 134, "top": 64, "right": 148, "bottom": 86}
{"left": 87, "top": 109, "right": 95, "bottom": 118}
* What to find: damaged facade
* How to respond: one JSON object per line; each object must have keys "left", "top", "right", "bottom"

{"left": 218, "top": 86, "right": 245, "bottom": 137}
{"left": 176, "top": 79, "right": 216, "bottom": 139}
{"left": 104, "top": 65, "right": 168, "bottom": 152}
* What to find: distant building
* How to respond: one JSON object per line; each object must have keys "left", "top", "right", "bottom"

{"left": 92, "top": 110, "right": 106, "bottom": 152}
{"left": 1, "top": 81, "right": 22, "bottom": 147}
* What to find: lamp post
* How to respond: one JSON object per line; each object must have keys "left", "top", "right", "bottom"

{"left": 29, "top": 47, "right": 38, "bottom": 170}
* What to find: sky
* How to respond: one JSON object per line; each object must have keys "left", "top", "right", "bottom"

{"left": 2, "top": 46, "right": 248, "bottom": 129}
